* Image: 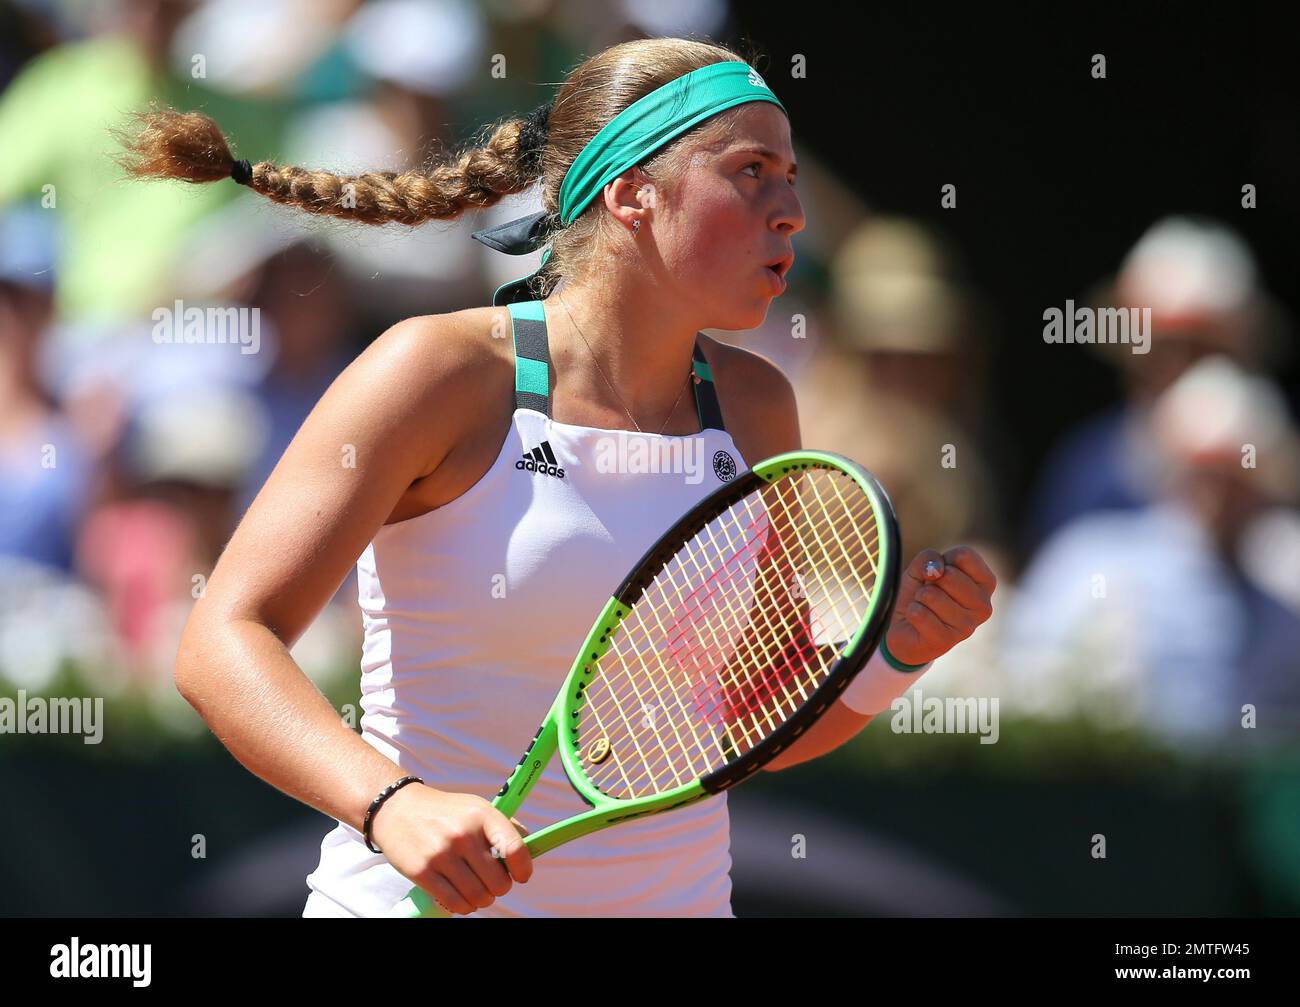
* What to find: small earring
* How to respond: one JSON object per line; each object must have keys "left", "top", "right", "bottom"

{"left": 631, "top": 219, "right": 640, "bottom": 236}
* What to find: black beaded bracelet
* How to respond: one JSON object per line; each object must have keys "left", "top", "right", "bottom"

{"left": 363, "top": 775, "right": 422, "bottom": 854}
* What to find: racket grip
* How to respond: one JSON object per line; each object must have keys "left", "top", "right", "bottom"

{"left": 390, "top": 887, "right": 452, "bottom": 919}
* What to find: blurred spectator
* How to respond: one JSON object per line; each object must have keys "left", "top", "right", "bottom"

{"left": 77, "top": 380, "right": 265, "bottom": 681}
{"left": 0, "top": 0, "right": 58, "bottom": 90}
{"left": 237, "top": 240, "right": 354, "bottom": 513}
{"left": 790, "top": 217, "right": 1014, "bottom": 707}
{"left": 0, "top": 0, "right": 289, "bottom": 333}
{"left": 168, "top": 0, "right": 356, "bottom": 97}
{"left": 0, "top": 197, "right": 116, "bottom": 698}
{"left": 1002, "top": 355, "right": 1300, "bottom": 743}
{"left": 168, "top": 194, "right": 355, "bottom": 513}
{"left": 0, "top": 201, "right": 93, "bottom": 572}
{"left": 796, "top": 216, "right": 1007, "bottom": 563}
{"left": 1025, "top": 216, "right": 1293, "bottom": 553}
{"left": 278, "top": 0, "right": 493, "bottom": 316}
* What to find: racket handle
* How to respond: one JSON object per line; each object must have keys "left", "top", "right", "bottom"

{"left": 390, "top": 887, "right": 452, "bottom": 919}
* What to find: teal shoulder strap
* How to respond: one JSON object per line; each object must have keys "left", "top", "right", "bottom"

{"left": 508, "top": 300, "right": 551, "bottom": 417}
{"left": 509, "top": 301, "right": 724, "bottom": 432}
{"left": 692, "top": 340, "right": 725, "bottom": 432}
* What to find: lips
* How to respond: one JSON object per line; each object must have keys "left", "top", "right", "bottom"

{"left": 765, "top": 254, "right": 793, "bottom": 278}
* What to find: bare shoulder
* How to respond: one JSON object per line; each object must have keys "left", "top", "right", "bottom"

{"left": 375, "top": 306, "right": 515, "bottom": 384}
{"left": 697, "top": 333, "right": 801, "bottom": 464}
{"left": 362, "top": 306, "right": 516, "bottom": 476}
{"left": 192, "top": 305, "right": 516, "bottom": 635}
{"left": 698, "top": 334, "right": 794, "bottom": 395}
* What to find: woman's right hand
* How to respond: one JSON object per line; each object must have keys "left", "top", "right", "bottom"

{"left": 371, "top": 783, "right": 533, "bottom": 915}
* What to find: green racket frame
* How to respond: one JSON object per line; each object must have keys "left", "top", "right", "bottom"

{"left": 395, "top": 449, "right": 899, "bottom": 918}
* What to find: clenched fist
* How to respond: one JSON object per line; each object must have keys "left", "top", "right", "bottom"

{"left": 884, "top": 545, "right": 997, "bottom": 666}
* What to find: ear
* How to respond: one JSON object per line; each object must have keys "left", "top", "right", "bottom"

{"left": 602, "top": 166, "right": 658, "bottom": 233}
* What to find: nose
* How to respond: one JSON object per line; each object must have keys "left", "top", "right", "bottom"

{"left": 773, "top": 184, "right": 805, "bottom": 237}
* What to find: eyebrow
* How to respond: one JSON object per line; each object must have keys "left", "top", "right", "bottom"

{"left": 732, "top": 146, "right": 798, "bottom": 176}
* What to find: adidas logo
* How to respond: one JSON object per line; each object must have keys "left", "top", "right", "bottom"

{"left": 747, "top": 68, "right": 768, "bottom": 89}
{"left": 516, "top": 440, "right": 566, "bottom": 479}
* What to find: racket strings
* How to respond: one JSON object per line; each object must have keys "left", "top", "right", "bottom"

{"left": 595, "top": 484, "right": 837, "bottom": 745}
{"left": 708, "top": 473, "right": 883, "bottom": 736}
{"left": 592, "top": 480, "right": 878, "bottom": 741}
{"left": 618, "top": 482, "right": 878, "bottom": 788}
{"left": 580, "top": 471, "right": 880, "bottom": 796}
{"left": 577, "top": 468, "right": 882, "bottom": 799}
{"left": 577, "top": 512, "right": 782, "bottom": 795}
{"left": 690, "top": 498, "right": 835, "bottom": 729}
{"left": 583, "top": 476, "right": 880, "bottom": 793}
{"left": 604, "top": 506, "right": 813, "bottom": 785}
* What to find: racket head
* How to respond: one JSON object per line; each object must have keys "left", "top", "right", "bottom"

{"left": 395, "top": 450, "right": 899, "bottom": 916}
{"left": 553, "top": 449, "right": 900, "bottom": 816}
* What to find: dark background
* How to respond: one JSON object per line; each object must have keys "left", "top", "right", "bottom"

{"left": 735, "top": 2, "right": 1299, "bottom": 530}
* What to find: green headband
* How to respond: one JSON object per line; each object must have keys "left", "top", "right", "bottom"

{"left": 559, "top": 60, "right": 786, "bottom": 225}
{"left": 471, "top": 60, "right": 788, "bottom": 306}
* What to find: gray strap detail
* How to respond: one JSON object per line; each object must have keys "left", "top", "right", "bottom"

{"left": 508, "top": 304, "right": 724, "bottom": 431}
{"left": 692, "top": 339, "right": 725, "bottom": 432}
{"left": 508, "top": 300, "right": 551, "bottom": 417}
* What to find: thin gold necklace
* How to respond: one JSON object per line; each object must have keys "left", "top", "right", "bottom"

{"left": 555, "top": 292, "right": 693, "bottom": 436}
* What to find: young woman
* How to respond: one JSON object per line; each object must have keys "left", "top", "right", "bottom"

{"left": 128, "top": 36, "right": 996, "bottom": 918}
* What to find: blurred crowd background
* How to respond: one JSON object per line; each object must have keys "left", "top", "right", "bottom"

{"left": 2, "top": 0, "right": 1298, "bottom": 916}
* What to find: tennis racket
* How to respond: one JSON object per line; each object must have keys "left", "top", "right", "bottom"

{"left": 392, "top": 448, "right": 900, "bottom": 917}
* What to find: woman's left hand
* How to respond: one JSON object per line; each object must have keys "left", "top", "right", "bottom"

{"left": 884, "top": 545, "right": 997, "bottom": 666}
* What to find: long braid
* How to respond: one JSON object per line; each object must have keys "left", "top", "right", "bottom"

{"left": 113, "top": 101, "right": 541, "bottom": 226}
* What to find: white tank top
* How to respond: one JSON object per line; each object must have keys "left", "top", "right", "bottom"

{"left": 303, "top": 300, "right": 748, "bottom": 917}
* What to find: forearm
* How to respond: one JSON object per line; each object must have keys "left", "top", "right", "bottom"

{"left": 763, "top": 645, "right": 930, "bottom": 772}
{"left": 763, "top": 697, "right": 872, "bottom": 771}
{"left": 175, "top": 610, "right": 409, "bottom": 833}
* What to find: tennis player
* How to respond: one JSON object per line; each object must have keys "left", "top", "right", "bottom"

{"left": 136, "top": 37, "right": 996, "bottom": 917}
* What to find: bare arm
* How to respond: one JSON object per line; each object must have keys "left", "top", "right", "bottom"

{"left": 176, "top": 317, "right": 448, "bottom": 824}
{"left": 764, "top": 544, "right": 998, "bottom": 771}
{"left": 173, "top": 311, "right": 533, "bottom": 914}
{"left": 763, "top": 686, "right": 876, "bottom": 771}
{"left": 722, "top": 351, "right": 996, "bottom": 772}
